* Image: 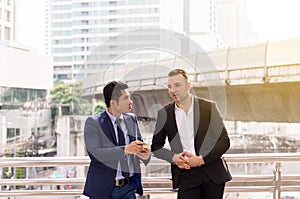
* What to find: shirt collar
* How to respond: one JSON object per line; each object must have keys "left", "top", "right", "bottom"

{"left": 106, "top": 109, "right": 124, "bottom": 124}
{"left": 175, "top": 96, "right": 194, "bottom": 112}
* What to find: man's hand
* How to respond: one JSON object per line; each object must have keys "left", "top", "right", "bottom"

{"left": 181, "top": 151, "right": 205, "bottom": 168}
{"left": 136, "top": 148, "right": 151, "bottom": 160}
{"left": 172, "top": 152, "right": 190, "bottom": 169}
{"left": 124, "top": 141, "right": 145, "bottom": 154}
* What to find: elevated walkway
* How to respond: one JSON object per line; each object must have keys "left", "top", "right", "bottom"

{"left": 82, "top": 38, "right": 300, "bottom": 122}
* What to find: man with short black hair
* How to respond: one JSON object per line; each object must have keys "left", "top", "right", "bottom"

{"left": 84, "top": 81, "right": 150, "bottom": 199}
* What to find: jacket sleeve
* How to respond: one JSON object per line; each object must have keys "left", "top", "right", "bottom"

{"left": 131, "top": 114, "right": 151, "bottom": 165}
{"left": 202, "top": 102, "right": 230, "bottom": 164}
{"left": 84, "top": 117, "right": 125, "bottom": 164}
{"left": 151, "top": 108, "right": 175, "bottom": 163}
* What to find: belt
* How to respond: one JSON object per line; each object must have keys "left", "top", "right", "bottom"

{"left": 114, "top": 177, "right": 133, "bottom": 186}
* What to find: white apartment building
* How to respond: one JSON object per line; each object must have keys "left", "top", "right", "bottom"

{"left": 0, "top": 0, "right": 14, "bottom": 41}
{"left": 49, "top": 0, "right": 220, "bottom": 82}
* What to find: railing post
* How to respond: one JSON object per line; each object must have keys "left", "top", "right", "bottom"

{"left": 273, "top": 162, "right": 281, "bottom": 199}
{"left": 225, "top": 47, "right": 230, "bottom": 85}
{"left": 262, "top": 41, "right": 269, "bottom": 83}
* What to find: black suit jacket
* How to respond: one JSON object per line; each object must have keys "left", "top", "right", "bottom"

{"left": 151, "top": 97, "right": 231, "bottom": 189}
{"left": 83, "top": 111, "right": 150, "bottom": 198}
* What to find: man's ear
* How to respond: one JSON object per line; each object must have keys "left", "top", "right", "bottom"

{"left": 110, "top": 99, "right": 115, "bottom": 107}
{"left": 110, "top": 99, "right": 118, "bottom": 106}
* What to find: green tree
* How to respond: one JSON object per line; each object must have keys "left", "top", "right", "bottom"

{"left": 50, "top": 82, "right": 92, "bottom": 115}
{"left": 94, "top": 100, "right": 106, "bottom": 115}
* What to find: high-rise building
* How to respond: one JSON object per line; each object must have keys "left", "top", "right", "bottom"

{"left": 48, "top": 0, "right": 221, "bottom": 82}
{"left": 0, "top": 0, "right": 15, "bottom": 41}
{"left": 185, "top": 0, "right": 221, "bottom": 51}
{"left": 217, "top": 0, "right": 258, "bottom": 47}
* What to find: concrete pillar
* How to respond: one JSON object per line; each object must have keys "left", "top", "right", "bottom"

{"left": 0, "top": 116, "right": 7, "bottom": 155}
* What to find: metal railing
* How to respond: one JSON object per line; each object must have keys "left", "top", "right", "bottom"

{"left": 0, "top": 153, "right": 300, "bottom": 198}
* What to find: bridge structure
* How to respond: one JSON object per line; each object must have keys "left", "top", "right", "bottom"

{"left": 82, "top": 38, "right": 300, "bottom": 123}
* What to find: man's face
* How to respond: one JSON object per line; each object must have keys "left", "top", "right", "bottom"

{"left": 167, "top": 74, "right": 191, "bottom": 103}
{"left": 113, "top": 89, "right": 133, "bottom": 114}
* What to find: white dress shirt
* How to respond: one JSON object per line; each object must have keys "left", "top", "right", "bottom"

{"left": 175, "top": 97, "right": 196, "bottom": 155}
{"left": 106, "top": 110, "right": 134, "bottom": 179}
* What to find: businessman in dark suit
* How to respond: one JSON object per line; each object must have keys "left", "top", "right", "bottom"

{"left": 83, "top": 81, "right": 151, "bottom": 199}
{"left": 151, "top": 69, "right": 231, "bottom": 199}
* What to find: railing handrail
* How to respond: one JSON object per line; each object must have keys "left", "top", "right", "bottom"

{"left": 0, "top": 153, "right": 300, "bottom": 198}
{"left": 1, "top": 153, "right": 300, "bottom": 167}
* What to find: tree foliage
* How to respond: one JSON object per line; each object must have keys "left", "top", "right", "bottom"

{"left": 50, "top": 82, "right": 92, "bottom": 115}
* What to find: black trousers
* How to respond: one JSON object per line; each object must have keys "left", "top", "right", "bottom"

{"left": 177, "top": 167, "right": 225, "bottom": 199}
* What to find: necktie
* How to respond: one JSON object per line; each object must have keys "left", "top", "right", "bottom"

{"left": 115, "top": 118, "right": 130, "bottom": 179}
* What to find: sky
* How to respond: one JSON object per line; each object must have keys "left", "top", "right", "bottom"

{"left": 14, "top": 0, "right": 45, "bottom": 54}
{"left": 14, "top": 0, "right": 300, "bottom": 54}
{"left": 245, "top": 0, "right": 300, "bottom": 42}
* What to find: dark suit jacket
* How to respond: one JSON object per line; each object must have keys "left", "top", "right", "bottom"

{"left": 83, "top": 111, "right": 149, "bottom": 198}
{"left": 151, "top": 97, "right": 231, "bottom": 189}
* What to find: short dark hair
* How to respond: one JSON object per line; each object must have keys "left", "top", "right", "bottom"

{"left": 168, "top": 68, "right": 189, "bottom": 82}
{"left": 103, "top": 81, "right": 129, "bottom": 108}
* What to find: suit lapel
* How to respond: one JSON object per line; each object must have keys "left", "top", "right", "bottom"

{"left": 123, "top": 114, "right": 137, "bottom": 142}
{"left": 100, "top": 112, "right": 118, "bottom": 145}
{"left": 194, "top": 97, "right": 202, "bottom": 156}
{"left": 122, "top": 114, "right": 140, "bottom": 167}
{"left": 194, "top": 97, "right": 200, "bottom": 137}
{"left": 168, "top": 103, "right": 184, "bottom": 153}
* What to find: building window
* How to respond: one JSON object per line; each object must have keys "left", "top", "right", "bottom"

{"left": 109, "top": 27, "right": 117, "bottom": 32}
{"left": 58, "top": 74, "right": 71, "bottom": 80}
{"left": 109, "top": 1, "right": 117, "bottom": 5}
{"left": 81, "top": 29, "right": 88, "bottom": 34}
{"left": 7, "top": 128, "right": 20, "bottom": 139}
{"left": 81, "top": 2, "right": 88, "bottom": 7}
{"left": 5, "top": 26, "right": 10, "bottom": 40}
{"left": 109, "top": 10, "right": 117, "bottom": 14}
{"left": 81, "top": 11, "right": 88, "bottom": 16}
{"left": 81, "top": 20, "right": 88, "bottom": 25}
{"left": 5, "top": 10, "right": 10, "bottom": 22}
{"left": 109, "top": 18, "right": 117, "bottom": 23}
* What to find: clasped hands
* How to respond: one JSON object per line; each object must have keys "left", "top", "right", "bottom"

{"left": 124, "top": 140, "right": 151, "bottom": 160}
{"left": 172, "top": 151, "right": 205, "bottom": 169}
